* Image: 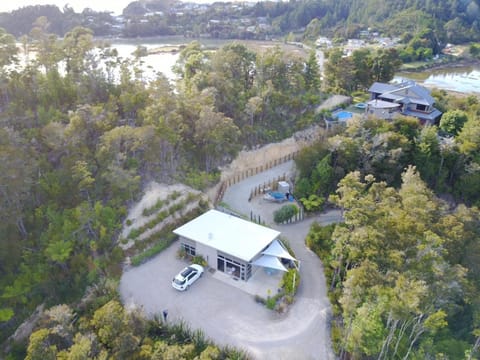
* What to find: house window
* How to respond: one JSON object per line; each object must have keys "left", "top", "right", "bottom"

{"left": 416, "top": 104, "right": 427, "bottom": 112}
{"left": 217, "top": 254, "right": 249, "bottom": 280}
{"left": 182, "top": 243, "right": 196, "bottom": 257}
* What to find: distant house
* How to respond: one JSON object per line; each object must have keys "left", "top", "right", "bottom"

{"left": 315, "top": 37, "right": 332, "bottom": 48}
{"left": 173, "top": 209, "right": 296, "bottom": 281}
{"left": 367, "top": 81, "right": 442, "bottom": 125}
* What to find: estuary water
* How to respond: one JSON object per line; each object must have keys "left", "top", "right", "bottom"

{"left": 111, "top": 42, "right": 180, "bottom": 81}
{"left": 394, "top": 65, "right": 480, "bottom": 94}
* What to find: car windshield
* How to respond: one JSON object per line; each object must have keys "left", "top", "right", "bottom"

{"left": 174, "top": 278, "right": 185, "bottom": 285}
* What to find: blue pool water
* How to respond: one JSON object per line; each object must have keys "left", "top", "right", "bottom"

{"left": 354, "top": 102, "right": 367, "bottom": 109}
{"left": 332, "top": 110, "right": 353, "bottom": 120}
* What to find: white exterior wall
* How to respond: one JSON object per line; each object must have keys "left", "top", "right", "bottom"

{"left": 195, "top": 242, "right": 218, "bottom": 268}
{"left": 366, "top": 106, "right": 399, "bottom": 120}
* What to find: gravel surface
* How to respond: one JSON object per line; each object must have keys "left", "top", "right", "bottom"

{"left": 119, "top": 160, "right": 342, "bottom": 359}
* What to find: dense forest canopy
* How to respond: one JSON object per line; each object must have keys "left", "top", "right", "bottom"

{"left": 307, "top": 168, "right": 480, "bottom": 359}
{"left": 297, "top": 93, "right": 480, "bottom": 358}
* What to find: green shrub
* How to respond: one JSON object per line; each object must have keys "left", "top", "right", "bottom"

{"left": 305, "top": 222, "right": 336, "bottom": 259}
{"left": 273, "top": 204, "right": 299, "bottom": 223}
{"left": 184, "top": 170, "right": 221, "bottom": 190}
{"left": 170, "top": 191, "right": 182, "bottom": 200}
{"left": 331, "top": 321, "right": 343, "bottom": 355}
{"left": 265, "top": 297, "right": 276, "bottom": 310}
{"left": 284, "top": 294, "right": 294, "bottom": 305}
{"left": 129, "top": 207, "right": 208, "bottom": 265}
{"left": 281, "top": 269, "right": 300, "bottom": 295}
{"left": 169, "top": 202, "right": 184, "bottom": 215}
{"left": 131, "top": 240, "right": 171, "bottom": 266}
{"left": 294, "top": 178, "right": 313, "bottom": 201}
{"left": 300, "top": 194, "right": 325, "bottom": 212}
{"left": 127, "top": 228, "right": 143, "bottom": 240}
{"left": 186, "top": 192, "right": 198, "bottom": 202}
{"left": 142, "top": 198, "right": 165, "bottom": 217}
{"left": 192, "top": 255, "right": 207, "bottom": 267}
{"left": 176, "top": 246, "right": 187, "bottom": 260}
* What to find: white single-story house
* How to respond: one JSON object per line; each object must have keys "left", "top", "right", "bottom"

{"left": 173, "top": 209, "right": 296, "bottom": 281}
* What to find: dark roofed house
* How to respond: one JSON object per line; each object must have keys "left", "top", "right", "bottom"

{"left": 367, "top": 81, "right": 442, "bottom": 125}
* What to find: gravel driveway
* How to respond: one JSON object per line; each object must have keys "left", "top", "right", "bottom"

{"left": 119, "top": 160, "right": 341, "bottom": 359}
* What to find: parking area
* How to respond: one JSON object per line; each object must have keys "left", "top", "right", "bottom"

{"left": 119, "top": 242, "right": 284, "bottom": 354}
{"left": 120, "top": 241, "right": 282, "bottom": 318}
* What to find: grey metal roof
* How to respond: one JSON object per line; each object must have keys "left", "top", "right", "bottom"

{"left": 402, "top": 108, "right": 442, "bottom": 121}
{"left": 369, "top": 82, "right": 398, "bottom": 94}
{"left": 369, "top": 81, "right": 435, "bottom": 106}
{"left": 379, "top": 93, "right": 405, "bottom": 102}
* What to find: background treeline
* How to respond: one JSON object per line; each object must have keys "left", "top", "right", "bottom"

{"left": 323, "top": 47, "right": 403, "bottom": 93}
{"left": 1, "top": 0, "right": 480, "bottom": 46}
{"left": 254, "top": 0, "right": 480, "bottom": 42}
{"left": 0, "top": 5, "right": 117, "bottom": 37}
{"left": 297, "top": 93, "right": 480, "bottom": 358}
{"left": 0, "top": 24, "right": 320, "bottom": 355}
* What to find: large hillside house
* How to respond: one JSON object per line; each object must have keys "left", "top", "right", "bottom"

{"left": 367, "top": 81, "right": 442, "bottom": 124}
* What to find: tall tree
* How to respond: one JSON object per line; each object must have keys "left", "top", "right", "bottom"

{"left": 0, "top": 27, "right": 18, "bottom": 68}
{"left": 329, "top": 167, "right": 465, "bottom": 359}
{"left": 413, "top": 125, "right": 442, "bottom": 189}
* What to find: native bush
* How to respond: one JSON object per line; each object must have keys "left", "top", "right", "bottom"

{"left": 300, "top": 194, "right": 325, "bottom": 212}
{"left": 281, "top": 269, "right": 300, "bottom": 295}
{"left": 273, "top": 204, "right": 299, "bottom": 223}
{"left": 192, "top": 255, "right": 207, "bottom": 267}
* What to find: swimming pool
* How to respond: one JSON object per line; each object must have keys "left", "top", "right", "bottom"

{"left": 332, "top": 110, "right": 353, "bottom": 120}
{"left": 354, "top": 102, "right": 367, "bottom": 109}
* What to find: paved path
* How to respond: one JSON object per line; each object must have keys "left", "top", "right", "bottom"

{"left": 222, "top": 160, "right": 340, "bottom": 359}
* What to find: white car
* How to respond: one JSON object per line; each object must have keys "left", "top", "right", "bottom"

{"left": 172, "top": 264, "right": 204, "bottom": 291}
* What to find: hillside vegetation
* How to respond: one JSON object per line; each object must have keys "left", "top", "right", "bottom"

{"left": 0, "top": 24, "right": 322, "bottom": 357}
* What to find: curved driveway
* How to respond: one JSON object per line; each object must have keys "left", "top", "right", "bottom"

{"left": 222, "top": 160, "right": 339, "bottom": 359}
{"left": 120, "top": 160, "right": 340, "bottom": 359}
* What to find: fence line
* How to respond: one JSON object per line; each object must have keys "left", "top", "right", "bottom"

{"left": 248, "top": 174, "right": 287, "bottom": 202}
{"left": 214, "top": 151, "right": 299, "bottom": 205}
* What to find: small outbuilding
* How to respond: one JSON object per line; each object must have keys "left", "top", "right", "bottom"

{"left": 173, "top": 209, "right": 296, "bottom": 281}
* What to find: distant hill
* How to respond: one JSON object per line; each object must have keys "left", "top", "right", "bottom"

{"left": 249, "top": 0, "right": 480, "bottom": 43}
{"left": 0, "top": 0, "right": 478, "bottom": 44}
